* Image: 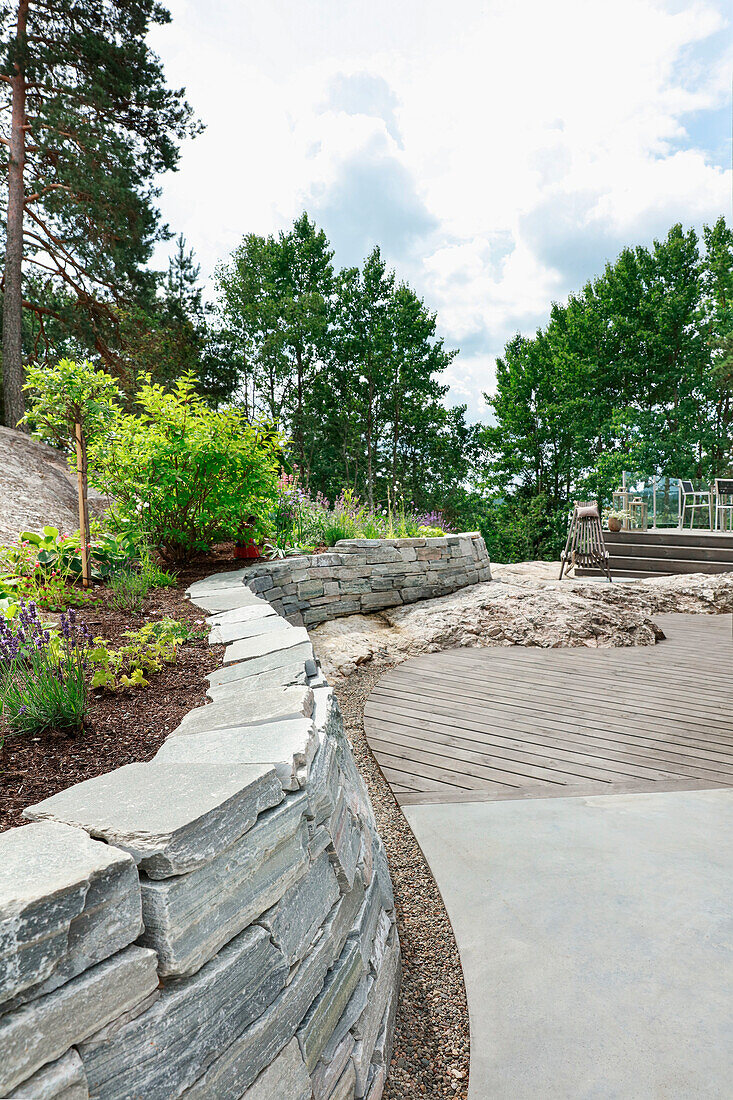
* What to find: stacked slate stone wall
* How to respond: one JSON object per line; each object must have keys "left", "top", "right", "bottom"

{"left": 244, "top": 533, "right": 491, "bottom": 627}
{"left": 0, "top": 569, "right": 401, "bottom": 1099}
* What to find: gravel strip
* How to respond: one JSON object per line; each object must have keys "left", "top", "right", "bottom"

{"left": 335, "top": 666, "right": 470, "bottom": 1098}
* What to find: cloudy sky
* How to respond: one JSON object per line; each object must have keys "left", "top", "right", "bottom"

{"left": 150, "top": 0, "right": 732, "bottom": 420}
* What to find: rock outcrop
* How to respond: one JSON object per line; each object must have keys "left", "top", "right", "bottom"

{"left": 0, "top": 427, "right": 106, "bottom": 544}
{"left": 311, "top": 562, "right": 733, "bottom": 680}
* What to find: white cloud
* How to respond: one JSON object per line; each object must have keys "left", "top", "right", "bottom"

{"left": 150, "top": 0, "right": 733, "bottom": 419}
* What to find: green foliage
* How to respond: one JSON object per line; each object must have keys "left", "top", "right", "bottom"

{"left": 214, "top": 213, "right": 334, "bottom": 445}
{"left": 22, "top": 359, "right": 122, "bottom": 451}
{"left": 108, "top": 547, "right": 176, "bottom": 612}
{"left": 483, "top": 218, "right": 733, "bottom": 560}
{"left": 265, "top": 474, "right": 449, "bottom": 551}
{"left": 0, "top": 0, "right": 201, "bottom": 399}
{"left": 88, "top": 618, "right": 191, "bottom": 692}
{"left": 215, "top": 215, "right": 474, "bottom": 518}
{"left": 476, "top": 495, "right": 566, "bottom": 564}
{"left": 87, "top": 374, "right": 282, "bottom": 561}
{"left": 13, "top": 526, "right": 138, "bottom": 585}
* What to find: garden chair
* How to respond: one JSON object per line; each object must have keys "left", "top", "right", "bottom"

{"left": 679, "top": 480, "right": 712, "bottom": 528}
{"left": 714, "top": 479, "right": 733, "bottom": 531}
{"left": 559, "top": 501, "right": 612, "bottom": 582}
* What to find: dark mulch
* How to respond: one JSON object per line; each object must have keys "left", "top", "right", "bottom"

{"left": 0, "top": 548, "right": 246, "bottom": 832}
{"left": 335, "top": 668, "right": 471, "bottom": 1099}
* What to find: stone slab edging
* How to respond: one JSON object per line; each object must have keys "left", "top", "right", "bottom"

{"left": 0, "top": 564, "right": 404, "bottom": 1099}
{"left": 243, "top": 533, "right": 492, "bottom": 626}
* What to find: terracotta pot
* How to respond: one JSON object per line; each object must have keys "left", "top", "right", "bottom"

{"left": 608, "top": 516, "right": 623, "bottom": 532}
{"left": 234, "top": 539, "right": 260, "bottom": 560}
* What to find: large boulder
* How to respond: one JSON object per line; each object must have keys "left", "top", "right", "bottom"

{"left": 0, "top": 427, "right": 106, "bottom": 544}
{"left": 311, "top": 563, "right": 733, "bottom": 679}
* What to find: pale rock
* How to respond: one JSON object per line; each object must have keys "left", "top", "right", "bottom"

{"left": 205, "top": 662, "right": 310, "bottom": 703}
{"left": 180, "top": 885, "right": 356, "bottom": 1100}
{"left": 311, "top": 1034, "right": 356, "bottom": 1100}
{"left": 207, "top": 639, "right": 314, "bottom": 688}
{"left": 205, "top": 602, "right": 277, "bottom": 627}
{"left": 307, "top": 736, "right": 342, "bottom": 826}
{"left": 188, "top": 588, "right": 267, "bottom": 614}
{"left": 0, "top": 946, "right": 158, "bottom": 1094}
{"left": 321, "top": 974, "right": 369, "bottom": 1063}
{"left": 352, "top": 930, "right": 400, "bottom": 1095}
{"left": 0, "top": 822, "right": 141, "bottom": 1008}
{"left": 187, "top": 570, "right": 250, "bottom": 595}
{"left": 327, "top": 791, "right": 362, "bottom": 890}
{"left": 353, "top": 877, "right": 385, "bottom": 968}
{"left": 171, "top": 684, "right": 314, "bottom": 736}
{"left": 208, "top": 615, "right": 284, "bottom": 644}
{"left": 330, "top": 1060, "right": 357, "bottom": 1100}
{"left": 311, "top": 568, "right": 733, "bottom": 680}
{"left": 157, "top": 719, "right": 317, "bottom": 792}
{"left": 223, "top": 626, "right": 310, "bottom": 665}
{"left": 297, "top": 940, "right": 363, "bottom": 1071}
{"left": 24, "top": 763, "right": 283, "bottom": 878}
{"left": 364, "top": 1064, "right": 387, "bottom": 1100}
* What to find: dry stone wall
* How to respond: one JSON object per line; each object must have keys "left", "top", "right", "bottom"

{"left": 244, "top": 534, "right": 491, "bottom": 626}
{"left": 0, "top": 566, "right": 403, "bottom": 1099}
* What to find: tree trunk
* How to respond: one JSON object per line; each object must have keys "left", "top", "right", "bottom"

{"left": 75, "top": 419, "right": 91, "bottom": 588}
{"left": 295, "top": 344, "right": 306, "bottom": 485}
{"left": 2, "top": 0, "right": 29, "bottom": 429}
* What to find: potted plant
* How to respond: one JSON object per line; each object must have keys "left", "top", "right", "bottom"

{"left": 234, "top": 515, "right": 262, "bottom": 560}
{"left": 606, "top": 509, "right": 627, "bottom": 532}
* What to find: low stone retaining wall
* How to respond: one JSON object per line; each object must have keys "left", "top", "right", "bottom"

{"left": 244, "top": 533, "right": 491, "bottom": 626}
{"left": 0, "top": 572, "right": 400, "bottom": 1099}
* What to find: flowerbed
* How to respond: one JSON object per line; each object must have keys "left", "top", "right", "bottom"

{"left": 0, "top": 559, "right": 231, "bottom": 831}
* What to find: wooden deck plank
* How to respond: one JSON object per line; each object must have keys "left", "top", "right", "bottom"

{"left": 366, "top": 708, "right": 733, "bottom": 771}
{"left": 369, "top": 714, "right": 733, "bottom": 783}
{"left": 367, "top": 686, "right": 733, "bottom": 746}
{"left": 380, "top": 662, "right": 733, "bottom": 721}
{"left": 363, "top": 613, "right": 733, "bottom": 806}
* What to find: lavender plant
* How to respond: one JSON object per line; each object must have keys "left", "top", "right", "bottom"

{"left": 0, "top": 603, "right": 91, "bottom": 736}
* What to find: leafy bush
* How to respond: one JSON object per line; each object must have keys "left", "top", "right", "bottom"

{"left": 0, "top": 604, "right": 90, "bottom": 736}
{"left": 88, "top": 618, "right": 192, "bottom": 691}
{"left": 88, "top": 375, "right": 282, "bottom": 562}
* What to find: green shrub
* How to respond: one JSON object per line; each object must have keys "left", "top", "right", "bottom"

{"left": 88, "top": 376, "right": 282, "bottom": 562}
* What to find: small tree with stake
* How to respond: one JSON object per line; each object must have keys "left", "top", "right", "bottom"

{"left": 22, "top": 358, "right": 121, "bottom": 586}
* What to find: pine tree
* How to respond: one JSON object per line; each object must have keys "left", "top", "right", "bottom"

{"left": 0, "top": 0, "right": 201, "bottom": 427}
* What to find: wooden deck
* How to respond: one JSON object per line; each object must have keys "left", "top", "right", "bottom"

{"left": 363, "top": 613, "right": 733, "bottom": 806}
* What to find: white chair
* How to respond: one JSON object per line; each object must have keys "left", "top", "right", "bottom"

{"left": 714, "top": 479, "right": 733, "bottom": 531}
{"left": 679, "top": 480, "right": 712, "bottom": 528}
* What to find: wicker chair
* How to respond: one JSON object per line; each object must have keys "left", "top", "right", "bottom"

{"left": 559, "top": 501, "right": 612, "bottom": 582}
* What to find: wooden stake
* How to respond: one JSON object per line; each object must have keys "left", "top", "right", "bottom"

{"left": 74, "top": 419, "right": 90, "bottom": 589}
